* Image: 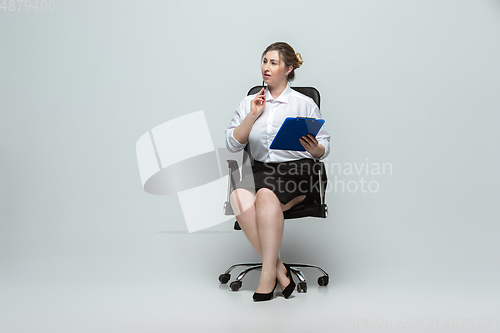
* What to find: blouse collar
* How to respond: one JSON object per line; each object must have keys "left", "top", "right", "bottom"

{"left": 265, "top": 82, "right": 292, "bottom": 104}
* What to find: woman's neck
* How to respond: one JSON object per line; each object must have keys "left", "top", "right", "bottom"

{"left": 268, "top": 80, "right": 288, "bottom": 99}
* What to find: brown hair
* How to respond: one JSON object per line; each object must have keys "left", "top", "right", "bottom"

{"left": 261, "top": 42, "right": 303, "bottom": 82}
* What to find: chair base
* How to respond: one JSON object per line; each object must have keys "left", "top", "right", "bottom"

{"left": 219, "top": 262, "right": 329, "bottom": 293}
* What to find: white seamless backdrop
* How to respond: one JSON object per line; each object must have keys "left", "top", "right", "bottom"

{"left": 1, "top": 1, "right": 499, "bottom": 332}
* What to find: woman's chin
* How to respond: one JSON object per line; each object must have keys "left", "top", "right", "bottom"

{"left": 263, "top": 79, "right": 273, "bottom": 87}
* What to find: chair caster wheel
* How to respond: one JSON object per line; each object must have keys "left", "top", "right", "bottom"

{"left": 297, "top": 281, "right": 307, "bottom": 293}
{"left": 230, "top": 280, "right": 242, "bottom": 291}
{"left": 219, "top": 273, "right": 231, "bottom": 284}
{"left": 318, "top": 275, "right": 329, "bottom": 286}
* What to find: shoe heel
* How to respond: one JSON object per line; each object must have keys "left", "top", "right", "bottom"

{"left": 282, "top": 263, "right": 296, "bottom": 299}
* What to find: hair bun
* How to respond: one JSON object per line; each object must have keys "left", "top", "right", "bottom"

{"left": 295, "top": 52, "right": 303, "bottom": 68}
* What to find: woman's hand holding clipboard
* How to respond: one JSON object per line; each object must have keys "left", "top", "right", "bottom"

{"left": 270, "top": 117, "right": 325, "bottom": 157}
{"left": 299, "top": 134, "right": 323, "bottom": 156}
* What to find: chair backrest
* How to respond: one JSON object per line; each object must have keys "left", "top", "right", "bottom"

{"left": 247, "top": 86, "right": 321, "bottom": 108}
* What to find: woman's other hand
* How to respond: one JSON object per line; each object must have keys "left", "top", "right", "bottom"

{"left": 299, "top": 134, "right": 325, "bottom": 159}
{"left": 250, "top": 88, "right": 266, "bottom": 121}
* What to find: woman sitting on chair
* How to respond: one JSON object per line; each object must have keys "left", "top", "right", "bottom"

{"left": 225, "top": 41, "right": 330, "bottom": 301}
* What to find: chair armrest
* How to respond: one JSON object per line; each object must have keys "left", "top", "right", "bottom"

{"left": 311, "top": 160, "right": 327, "bottom": 205}
{"left": 227, "top": 159, "right": 241, "bottom": 190}
{"left": 223, "top": 159, "right": 240, "bottom": 216}
{"left": 227, "top": 160, "right": 239, "bottom": 173}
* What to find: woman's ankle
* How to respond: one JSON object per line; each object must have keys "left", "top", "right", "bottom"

{"left": 276, "top": 258, "right": 286, "bottom": 271}
{"left": 261, "top": 262, "right": 278, "bottom": 274}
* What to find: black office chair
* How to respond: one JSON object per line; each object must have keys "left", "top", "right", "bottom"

{"left": 219, "top": 86, "right": 330, "bottom": 293}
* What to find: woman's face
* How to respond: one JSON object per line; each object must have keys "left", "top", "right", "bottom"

{"left": 261, "top": 50, "right": 291, "bottom": 87}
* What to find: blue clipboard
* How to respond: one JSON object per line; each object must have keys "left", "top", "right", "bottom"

{"left": 269, "top": 117, "right": 325, "bottom": 151}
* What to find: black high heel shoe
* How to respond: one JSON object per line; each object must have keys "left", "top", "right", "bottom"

{"left": 253, "top": 279, "right": 278, "bottom": 302}
{"left": 281, "top": 263, "right": 296, "bottom": 299}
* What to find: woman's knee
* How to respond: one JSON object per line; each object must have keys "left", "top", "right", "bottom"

{"left": 255, "top": 188, "right": 282, "bottom": 211}
{"left": 255, "top": 188, "right": 278, "bottom": 202}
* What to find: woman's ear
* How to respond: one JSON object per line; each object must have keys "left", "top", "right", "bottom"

{"left": 285, "top": 65, "right": 293, "bottom": 75}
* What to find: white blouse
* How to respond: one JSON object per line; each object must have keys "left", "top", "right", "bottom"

{"left": 225, "top": 83, "right": 330, "bottom": 163}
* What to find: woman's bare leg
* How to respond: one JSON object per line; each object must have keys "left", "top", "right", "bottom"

{"left": 230, "top": 189, "right": 308, "bottom": 293}
{"left": 281, "top": 194, "right": 306, "bottom": 212}
{"left": 230, "top": 189, "right": 262, "bottom": 256}
{"left": 231, "top": 189, "right": 289, "bottom": 289}
{"left": 275, "top": 194, "right": 306, "bottom": 290}
{"left": 253, "top": 188, "right": 287, "bottom": 293}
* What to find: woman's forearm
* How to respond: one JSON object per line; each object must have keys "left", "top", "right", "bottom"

{"left": 232, "top": 112, "right": 259, "bottom": 145}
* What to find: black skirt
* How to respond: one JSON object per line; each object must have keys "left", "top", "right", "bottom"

{"left": 235, "top": 158, "right": 326, "bottom": 205}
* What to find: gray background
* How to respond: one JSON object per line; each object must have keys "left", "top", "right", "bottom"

{"left": 1, "top": 0, "right": 499, "bottom": 332}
